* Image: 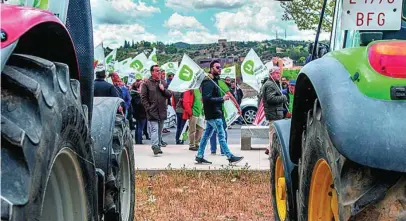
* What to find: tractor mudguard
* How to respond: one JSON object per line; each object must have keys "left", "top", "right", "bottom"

{"left": 91, "top": 97, "right": 124, "bottom": 173}
{"left": 295, "top": 56, "right": 406, "bottom": 173}
{"left": 273, "top": 119, "right": 296, "bottom": 175}
{"left": 0, "top": 4, "right": 80, "bottom": 79}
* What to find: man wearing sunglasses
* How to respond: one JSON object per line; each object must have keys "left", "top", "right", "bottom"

{"left": 195, "top": 60, "right": 244, "bottom": 165}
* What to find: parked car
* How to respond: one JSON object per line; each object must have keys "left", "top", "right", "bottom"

{"left": 240, "top": 96, "right": 258, "bottom": 124}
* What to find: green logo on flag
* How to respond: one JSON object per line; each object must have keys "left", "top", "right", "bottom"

{"left": 178, "top": 65, "right": 193, "bottom": 81}
{"left": 106, "top": 55, "right": 113, "bottom": 64}
{"left": 168, "top": 63, "right": 174, "bottom": 68}
{"left": 224, "top": 68, "right": 231, "bottom": 73}
{"left": 33, "top": 0, "right": 48, "bottom": 8}
{"left": 152, "top": 55, "right": 157, "bottom": 63}
{"left": 135, "top": 73, "right": 143, "bottom": 80}
{"left": 243, "top": 60, "right": 254, "bottom": 75}
{"left": 130, "top": 60, "right": 143, "bottom": 71}
{"left": 123, "top": 60, "right": 128, "bottom": 65}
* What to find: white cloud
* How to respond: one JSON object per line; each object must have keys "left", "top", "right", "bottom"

{"left": 164, "top": 13, "right": 217, "bottom": 44}
{"left": 165, "top": 0, "right": 247, "bottom": 11}
{"left": 193, "top": 0, "right": 247, "bottom": 9}
{"left": 93, "top": 24, "right": 157, "bottom": 49}
{"left": 91, "top": 0, "right": 160, "bottom": 25}
{"left": 213, "top": 0, "right": 329, "bottom": 42}
{"left": 164, "top": 13, "right": 207, "bottom": 31}
{"left": 167, "top": 29, "right": 218, "bottom": 44}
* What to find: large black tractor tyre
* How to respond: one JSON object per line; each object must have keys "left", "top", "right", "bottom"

{"left": 297, "top": 99, "right": 406, "bottom": 221}
{"left": 91, "top": 98, "right": 135, "bottom": 221}
{"left": 109, "top": 115, "right": 135, "bottom": 221}
{"left": 270, "top": 134, "right": 295, "bottom": 221}
{"left": 1, "top": 54, "right": 97, "bottom": 221}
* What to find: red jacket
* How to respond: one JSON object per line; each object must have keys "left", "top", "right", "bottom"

{"left": 182, "top": 90, "right": 194, "bottom": 120}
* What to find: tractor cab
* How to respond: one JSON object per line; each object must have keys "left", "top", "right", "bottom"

{"left": 331, "top": 0, "right": 406, "bottom": 50}
{"left": 269, "top": 0, "right": 406, "bottom": 221}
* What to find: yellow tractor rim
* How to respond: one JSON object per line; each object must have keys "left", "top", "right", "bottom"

{"left": 275, "top": 156, "right": 287, "bottom": 221}
{"left": 308, "top": 159, "right": 339, "bottom": 221}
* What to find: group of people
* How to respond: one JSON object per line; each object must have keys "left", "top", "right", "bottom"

{"left": 93, "top": 60, "right": 245, "bottom": 165}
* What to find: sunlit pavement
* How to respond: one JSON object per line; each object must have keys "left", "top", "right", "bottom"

{"left": 134, "top": 144, "right": 269, "bottom": 171}
{"left": 133, "top": 125, "right": 270, "bottom": 171}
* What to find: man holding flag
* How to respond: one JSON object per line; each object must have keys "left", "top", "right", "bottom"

{"left": 195, "top": 60, "right": 244, "bottom": 165}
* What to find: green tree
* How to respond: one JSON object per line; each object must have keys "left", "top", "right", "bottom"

{"left": 143, "top": 41, "right": 151, "bottom": 48}
{"left": 280, "top": 0, "right": 335, "bottom": 32}
{"left": 298, "top": 56, "right": 306, "bottom": 65}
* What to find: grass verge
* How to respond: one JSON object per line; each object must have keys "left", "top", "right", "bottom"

{"left": 135, "top": 166, "right": 273, "bottom": 221}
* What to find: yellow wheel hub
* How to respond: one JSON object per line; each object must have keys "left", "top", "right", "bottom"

{"left": 308, "top": 159, "right": 339, "bottom": 221}
{"left": 275, "top": 156, "right": 287, "bottom": 221}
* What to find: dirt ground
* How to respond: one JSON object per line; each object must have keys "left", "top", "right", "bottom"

{"left": 135, "top": 169, "right": 274, "bottom": 221}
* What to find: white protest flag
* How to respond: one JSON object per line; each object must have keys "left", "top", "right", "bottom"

{"left": 105, "top": 48, "right": 117, "bottom": 73}
{"left": 241, "top": 48, "right": 268, "bottom": 92}
{"left": 265, "top": 61, "right": 274, "bottom": 72}
{"left": 282, "top": 57, "right": 293, "bottom": 68}
{"left": 168, "top": 54, "right": 206, "bottom": 92}
{"left": 94, "top": 42, "right": 106, "bottom": 78}
{"left": 224, "top": 100, "right": 240, "bottom": 127}
{"left": 115, "top": 58, "right": 133, "bottom": 78}
{"left": 148, "top": 47, "right": 158, "bottom": 65}
{"left": 118, "top": 58, "right": 132, "bottom": 72}
{"left": 129, "top": 52, "right": 151, "bottom": 79}
{"left": 161, "top": 62, "right": 178, "bottom": 74}
{"left": 221, "top": 66, "right": 236, "bottom": 79}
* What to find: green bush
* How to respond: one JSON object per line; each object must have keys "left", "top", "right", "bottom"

{"left": 283, "top": 69, "right": 300, "bottom": 80}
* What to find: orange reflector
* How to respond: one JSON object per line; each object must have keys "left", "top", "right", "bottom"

{"left": 368, "top": 41, "right": 406, "bottom": 78}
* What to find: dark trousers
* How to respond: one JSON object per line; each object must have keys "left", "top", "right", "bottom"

{"left": 136, "top": 119, "right": 147, "bottom": 144}
{"left": 176, "top": 113, "right": 186, "bottom": 144}
{"left": 127, "top": 106, "right": 135, "bottom": 130}
{"left": 143, "top": 121, "right": 149, "bottom": 138}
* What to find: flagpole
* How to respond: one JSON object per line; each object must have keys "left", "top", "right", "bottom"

{"left": 204, "top": 73, "right": 254, "bottom": 136}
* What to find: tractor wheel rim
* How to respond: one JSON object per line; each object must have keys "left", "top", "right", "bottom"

{"left": 244, "top": 110, "right": 256, "bottom": 123}
{"left": 41, "top": 148, "right": 87, "bottom": 221}
{"left": 275, "top": 156, "right": 287, "bottom": 221}
{"left": 308, "top": 159, "right": 339, "bottom": 221}
{"left": 120, "top": 148, "right": 131, "bottom": 221}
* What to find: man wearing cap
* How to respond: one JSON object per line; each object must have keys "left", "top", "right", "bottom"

{"left": 261, "top": 67, "right": 288, "bottom": 155}
{"left": 94, "top": 70, "right": 120, "bottom": 98}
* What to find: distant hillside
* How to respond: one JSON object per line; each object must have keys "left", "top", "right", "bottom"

{"left": 173, "top": 42, "right": 190, "bottom": 49}
{"left": 105, "top": 38, "right": 328, "bottom": 69}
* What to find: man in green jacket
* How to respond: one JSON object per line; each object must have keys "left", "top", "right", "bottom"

{"left": 261, "top": 67, "right": 287, "bottom": 154}
{"left": 183, "top": 89, "right": 204, "bottom": 151}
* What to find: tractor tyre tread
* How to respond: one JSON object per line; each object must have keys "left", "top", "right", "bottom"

{"left": 1, "top": 54, "right": 97, "bottom": 221}
{"left": 104, "top": 114, "right": 135, "bottom": 221}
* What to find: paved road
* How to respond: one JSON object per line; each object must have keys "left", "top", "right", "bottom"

{"left": 132, "top": 124, "right": 270, "bottom": 171}
{"left": 157, "top": 124, "right": 268, "bottom": 145}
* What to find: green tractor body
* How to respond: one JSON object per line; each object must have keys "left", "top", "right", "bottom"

{"left": 270, "top": 0, "right": 406, "bottom": 220}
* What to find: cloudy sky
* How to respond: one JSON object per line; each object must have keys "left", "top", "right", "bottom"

{"left": 91, "top": 0, "right": 329, "bottom": 48}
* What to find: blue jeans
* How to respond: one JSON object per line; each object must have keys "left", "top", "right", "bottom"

{"left": 210, "top": 117, "right": 227, "bottom": 154}
{"left": 176, "top": 113, "right": 186, "bottom": 143}
{"left": 136, "top": 119, "right": 147, "bottom": 144}
{"left": 197, "top": 118, "right": 233, "bottom": 159}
